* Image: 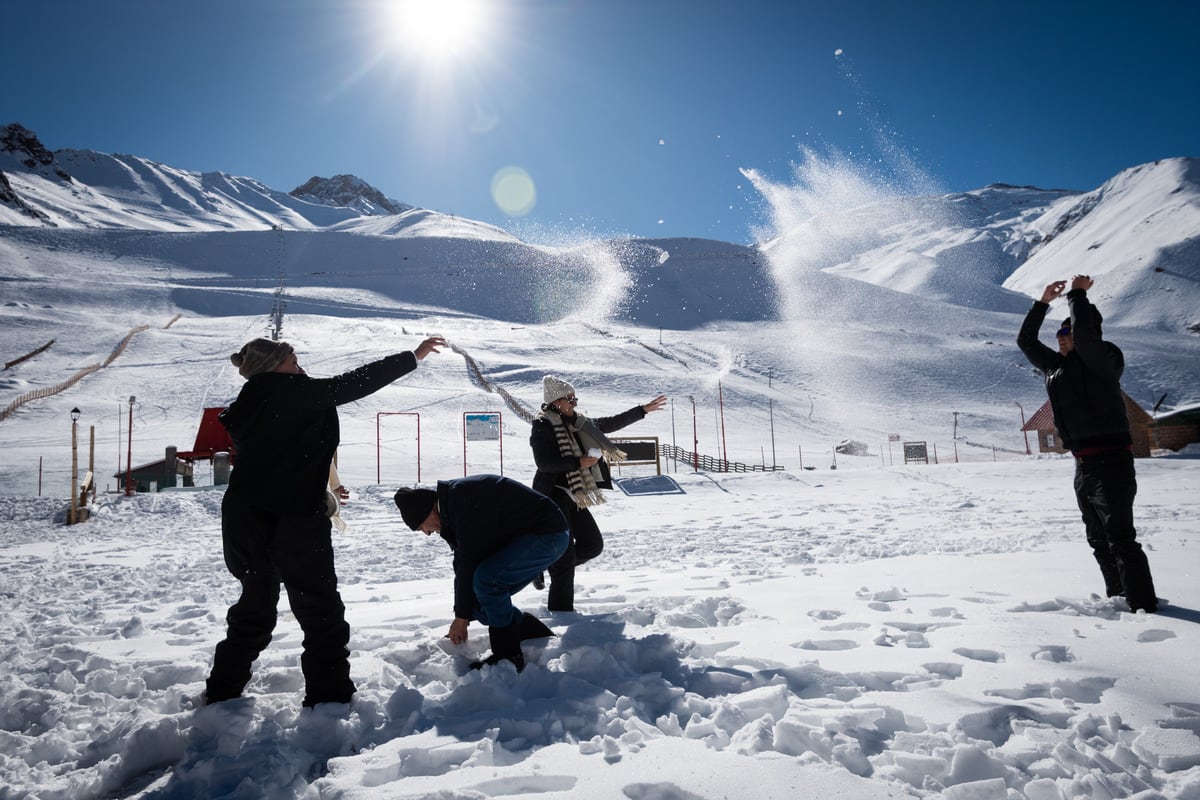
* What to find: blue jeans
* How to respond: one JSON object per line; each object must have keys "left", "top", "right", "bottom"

{"left": 473, "top": 530, "right": 569, "bottom": 628}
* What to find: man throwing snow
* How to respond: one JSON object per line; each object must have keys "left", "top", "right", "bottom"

{"left": 395, "top": 474, "right": 569, "bottom": 670}
{"left": 206, "top": 334, "right": 445, "bottom": 708}
{"left": 1017, "top": 275, "right": 1157, "bottom": 612}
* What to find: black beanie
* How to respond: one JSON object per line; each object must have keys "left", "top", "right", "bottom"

{"left": 394, "top": 487, "right": 437, "bottom": 530}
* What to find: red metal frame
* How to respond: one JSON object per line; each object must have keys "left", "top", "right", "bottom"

{"left": 377, "top": 411, "right": 421, "bottom": 484}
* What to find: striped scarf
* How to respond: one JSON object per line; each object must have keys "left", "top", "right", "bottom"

{"left": 541, "top": 408, "right": 628, "bottom": 509}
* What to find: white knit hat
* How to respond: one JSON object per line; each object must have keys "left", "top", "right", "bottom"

{"left": 543, "top": 375, "right": 576, "bottom": 404}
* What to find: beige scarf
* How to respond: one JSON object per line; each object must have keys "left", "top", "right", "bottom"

{"left": 541, "top": 408, "right": 627, "bottom": 509}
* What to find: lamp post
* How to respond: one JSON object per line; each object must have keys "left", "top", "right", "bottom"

{"left": 1016, "top": 401, "right": 1031, "bottom": 455}
{"left": 125, "top": 395, "right": 135, "bottom": 496}
{"left": 69, "top": 407, "right": 80, "bottom": 524}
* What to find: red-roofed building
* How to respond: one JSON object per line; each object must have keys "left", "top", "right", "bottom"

{"left": 1021, "top": 392, "right": 1156, "bottom": 457}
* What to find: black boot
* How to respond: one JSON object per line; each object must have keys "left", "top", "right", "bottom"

{"left": 470, "top": 621, "right": 525, "bottom": 671}
{"left": 517, "top": 611, "right": 554, "bottom": 641}
{"left": 532, "top": 572, "right": 546, "bottom": 591}
{"left": 547, "top": 579, "right": 575, "bottom": 612}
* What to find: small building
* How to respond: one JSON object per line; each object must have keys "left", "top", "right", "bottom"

{"left": 1150, "top": 404, "right": 1200, "bottom": 452}
{"left": 1022, "top": 393, "right": 1180, "bottom": 458}
{"left": 113, "top": 408, "right": 234, "bottom": 492}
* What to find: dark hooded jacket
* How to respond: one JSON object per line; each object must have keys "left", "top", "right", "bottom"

{"left": 1017, "top": 289, "right": 1131, "bottom": 454}
{"left": 220, "top": 352, "right": 418, "bottom": 515}
{"left": 434, "top": 474, "right": 568, "bottom": 619}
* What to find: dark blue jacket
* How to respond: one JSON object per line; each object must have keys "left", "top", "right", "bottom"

{"left": 221, "top": 352, "right": 418, "bottom": 515}
{"left": 435, "top": 474, "right": 568, "bottom": 618}
{"left": 1017, "top": 290, "right": 1131, "bottom": 454}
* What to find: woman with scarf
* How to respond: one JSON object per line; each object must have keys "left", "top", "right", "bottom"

{"left": 530, "top": 375, "right": 667, "bottom": 611}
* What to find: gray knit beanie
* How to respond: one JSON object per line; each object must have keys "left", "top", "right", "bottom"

{"left": 543, "top": 375, "right": 576, "bottom": 404}
{"left": 231, "top": 338, "right": 294, "bottom": 379}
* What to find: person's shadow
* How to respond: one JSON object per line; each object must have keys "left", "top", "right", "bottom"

{"left": 1155, "top": 603, "right": 1200, "bottom": 624}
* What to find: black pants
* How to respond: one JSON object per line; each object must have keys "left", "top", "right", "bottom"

{"left": 546, "top": 495, "right": 603, "bottom": 611}
{"left": 1074, "top": 450, "right": 1157, "bottom": 611}
{"left": 206, "top": 497, "right": 355, "bottom": 706}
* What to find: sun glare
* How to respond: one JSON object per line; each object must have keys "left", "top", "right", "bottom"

{"left": 384, "top": 0, "right": 489, "bottom": 61}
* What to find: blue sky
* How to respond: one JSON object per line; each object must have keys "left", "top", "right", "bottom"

{"left": 6, "top": 0, "right": 1199, "bottom": 243}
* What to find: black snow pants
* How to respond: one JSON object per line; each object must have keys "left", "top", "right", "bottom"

{"left": 546, "top": 494, "right": 604, "bottom": 612}
{"left": 1074, "top": 450, "right": 1157, "bottom": 612}
{"left": 206, "top": 495, "right": 355, "bottom": 706}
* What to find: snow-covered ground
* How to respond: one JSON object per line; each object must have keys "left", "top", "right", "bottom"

{"left": 1, "top": 453, "right": 1198, "bottom": 800}
{"left": 2, "top": 145, "right": 1199, "bottom": 798}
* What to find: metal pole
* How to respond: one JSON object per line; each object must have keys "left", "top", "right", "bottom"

{"left": 670, "top": 397, "right": 676, "bottom": 473}
{"left": 126, "top": 396, "right": 135, "bottom": 496}
{"left": 1016, "top": 401, "right": 1031, "bottom": 455}
{"left": 689, "top": 395, "right": 698, "bottom": 472}
{"left": 768, "top": 397, "right": 776, "bottom": 468}
{"left": 718, "top": 380, "right": 728, "bottom": 472}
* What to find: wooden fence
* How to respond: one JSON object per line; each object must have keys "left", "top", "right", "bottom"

{"left": 0, "top": 325, "right": 150, "bottom": 423}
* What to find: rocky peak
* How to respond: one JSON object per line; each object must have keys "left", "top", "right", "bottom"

{"left": 289, "top": 174, "right": 411, "bottom": 216}
{"left": 0, "top": 123, "right": 72, "bottom": 181}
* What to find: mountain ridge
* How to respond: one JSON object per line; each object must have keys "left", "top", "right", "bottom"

{"left": 1, "top": 123, "right": 1198, "bottom": 335}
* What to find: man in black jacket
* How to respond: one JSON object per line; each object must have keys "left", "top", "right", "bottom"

{"left": 206, "top": 334, "right": 445, "bottom": 707}
{"left": 395, "top": 474, "right": 568, "bottom": 671}
{"left": 1017, "top": 275, "right": 1157, "bottom": 612}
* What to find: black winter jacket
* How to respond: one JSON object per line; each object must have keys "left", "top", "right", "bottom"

{"left": 530, "top": 405, "right": 647, "bottom": 499}
{"left": 435, "top": 474, "right": 569, "bottom": 619}
{"left": 1017, "top": 290, "right": 1131, "bottom": 454}
{"left": 221, "top": 352, "right": 418, "bottom": 515}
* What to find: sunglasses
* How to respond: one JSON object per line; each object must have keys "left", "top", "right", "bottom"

{"left": 1055, "top": 327, "right": 1072, "bottom": 337}
{"left": 560, "top": 396, "right": 578, "bottom": 404}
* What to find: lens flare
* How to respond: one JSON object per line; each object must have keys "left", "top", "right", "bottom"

{"left": 491, "top": 166, "right": 537, "bottom": 217}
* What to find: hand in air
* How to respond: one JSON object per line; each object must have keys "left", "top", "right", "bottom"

{"left": 1039, "top": 281, "right": 1067, "bottom": 304}
{"left": 414, "top": 336, "right": 448, "bottom": 360}
{"left": 643, "top": 394, "right": 668, "bottom": 413}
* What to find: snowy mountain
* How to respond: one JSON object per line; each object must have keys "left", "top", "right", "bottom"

{"left": 3, "top": 127, "right": 1200, "bottom": 800}
{"left": 289, "top": 174, "right": 413, "bottom": 217}
{"left": 1, "top": 123, "right": 1199, "bottom": 459}
{"left": 3, "top": 122, "right": 1198, "bottom": 332}
{"left": 0, "top": 124, "right": 498, "bottom": 239}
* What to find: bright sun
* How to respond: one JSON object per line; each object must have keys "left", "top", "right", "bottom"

{"left": 384, "top": 0, "right": 490, "bottom": 62}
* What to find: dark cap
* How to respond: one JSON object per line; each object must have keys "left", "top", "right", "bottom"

{"left": 394, "top": 487, "right": 437, "bottom": 530}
